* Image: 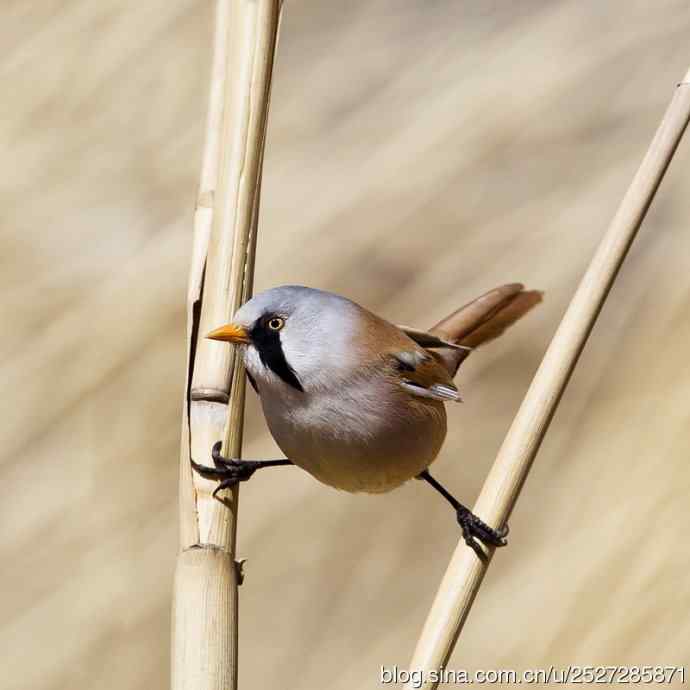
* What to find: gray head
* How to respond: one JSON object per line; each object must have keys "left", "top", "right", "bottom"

{"left": 207, "top": 286, "right": 361, "bottom": 393}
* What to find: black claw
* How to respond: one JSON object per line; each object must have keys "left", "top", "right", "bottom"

{"left": 457, "top": 509, "right": 509, "bottom": 559}
{"left": 191, "top": 446, "right": 259, "bottom": 498}
{"left": 191, "top": 444, "right": 292, "bottom": 503}
{"left": 211, "top": 441, "right": 234, "bottom": 468}
{"left": 462, "top": 531, "right": 487, "bottom": 560}
{"left": 190, "top": 456, "right": 229, "bottom": 481}
{"left": 212, "top": 478, "right": 241, "bottom": 499}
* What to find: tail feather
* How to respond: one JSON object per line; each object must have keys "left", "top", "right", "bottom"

{"left": 430, "top": 284, "right": 542, "bottom": 375}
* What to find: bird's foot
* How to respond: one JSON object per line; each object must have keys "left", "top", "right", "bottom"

{"left": 456, "top": 508, "right": 509, "bottom": 560}
{"left": 190, "top": 441, "right": 260, "bottom": 498}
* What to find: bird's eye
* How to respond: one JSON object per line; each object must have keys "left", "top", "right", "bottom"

{"left": 267, "top": 317, "right": 285, "bottom": 331}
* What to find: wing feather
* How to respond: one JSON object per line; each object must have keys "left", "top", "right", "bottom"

{"left": 389, "top": 350, "right": 462, "bottom": 403}
{"left": 396, "top": 326, "right": 472, "bottom": 352}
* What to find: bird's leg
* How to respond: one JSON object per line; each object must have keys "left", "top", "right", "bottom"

{"left": 416, "top": 469, "right": 509, "bottom": 560}
{"left": 191, "top": 441, "right": 293, "bottom": 499}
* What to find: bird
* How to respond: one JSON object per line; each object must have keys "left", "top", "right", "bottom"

{"left": 191, "top": 283, "right": 541, "bottom": 558}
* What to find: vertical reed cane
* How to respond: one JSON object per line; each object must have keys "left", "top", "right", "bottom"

{"left": 172, "top": 3, "right": 283, "bottom": 689}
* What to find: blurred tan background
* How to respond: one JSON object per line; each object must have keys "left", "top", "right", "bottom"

{"left": 3, "top": 1, "right": 690, "bottom": 688}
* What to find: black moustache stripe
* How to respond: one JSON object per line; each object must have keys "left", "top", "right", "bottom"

{"left": 245, "top": 369, "right": 258, "bottom": 393}
{"left": 250, "top": 322, "right": 304, "bottom": 392}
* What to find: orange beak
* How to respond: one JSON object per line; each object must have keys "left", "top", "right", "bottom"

{"left": 206, "top": 323, "right": 251, "bottom": 344}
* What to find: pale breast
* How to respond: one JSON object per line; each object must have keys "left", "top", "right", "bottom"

{"left": 259, "top": 372, "right": 447, "bottom": 493}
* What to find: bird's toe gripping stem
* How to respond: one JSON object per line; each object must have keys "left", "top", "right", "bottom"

{"left": 190, "top": 441, "right": 260, "bottom": 498}
{"left": 456, "top": 509, "right": 509, "bottom": 560}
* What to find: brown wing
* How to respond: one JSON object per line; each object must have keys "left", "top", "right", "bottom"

{"left": 357, "top": 287, "right": 538, "bottom": 396}
{"left": 399, "top": 284, "right": 542, "bottom": 376}
{"left": 388, "top": 349, "right": 462, "bottom": 403}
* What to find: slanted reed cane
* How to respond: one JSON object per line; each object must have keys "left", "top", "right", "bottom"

{"left": 406, "top": 68, "right": 690, "bottom": 690}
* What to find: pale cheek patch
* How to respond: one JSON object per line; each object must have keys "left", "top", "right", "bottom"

{"left": 242, "top": 346, "right": 274, "bottom": 385}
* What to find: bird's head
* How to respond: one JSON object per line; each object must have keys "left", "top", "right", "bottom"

{"left": 206, "top": 285, "right": 360, "bottom": 394}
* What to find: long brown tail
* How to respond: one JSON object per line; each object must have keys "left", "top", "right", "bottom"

{"left": 430, "top": 283, "right": 542, "bottom": 375}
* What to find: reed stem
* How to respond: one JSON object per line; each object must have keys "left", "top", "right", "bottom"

{"left": 172, "top": 3, "right": 282, "bottom": 689}
{"left": 406, "top": 68, "right": 690, "bottom": 690}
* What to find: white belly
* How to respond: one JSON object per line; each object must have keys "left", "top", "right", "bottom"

{"left": 258, "top": 377, "right": 447, "bottom": 493}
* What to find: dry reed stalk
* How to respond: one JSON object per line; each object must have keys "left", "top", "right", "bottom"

{"left": 406, "top": 68, "right": 690, "bottom": 689}
{"left": 172, "top": 2, "right": 282, "bottom": 690}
